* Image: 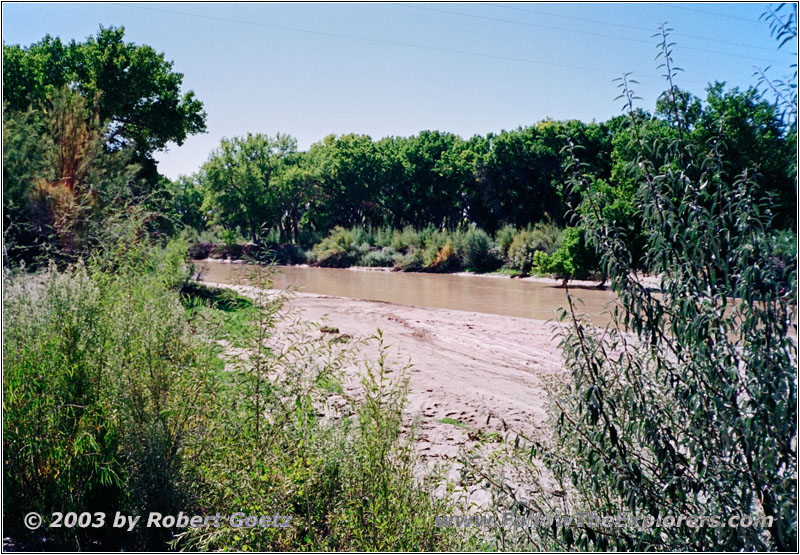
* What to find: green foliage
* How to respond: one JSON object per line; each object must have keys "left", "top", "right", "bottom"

{"left": 470, "top": 120, "right": 612, "bottom": 231}
{"left": 3, "top": 239, "right": 217, "bottom": 549}
{"left": 577, "top": 177, "right": 645, "bottom": 268}
{"left": 485, "top": 29, "right": 797, "bottom": 551}
{"left": 172, "top": 268, "right": 458, "bottom": 551}
{"left": 3, "top": 26, "right": 206, "bottom": 159}
{"left": 4, "top": 245, "right": 461, "bottom": 550}
{"left": 201, "top": 133, "right": 297, "bottom": 244}
{"left": 532, "top": 226, "right": 599, "bottom": 281}
{"left": 361, "top": 246, "right": 401, "bottom": 268}
{"left": 755, "top": 3, "right": 797, "bottom": 128}
{"left": 311, "top": 226, "right": 359, "bottom": 267}
{"left": 494, "top": 224, "right": 517, "bottom": 255}
{"left": 507, "top": 223, "right": 563, "bottom": 274}
{"left": 165, "top": 174, "right": 206, "bottom": 231}
{"left": 455, "top": 227, "right": 502, "bottom": 271}
{"left": 3, "top": 86, "right": 142, "bottom": 267}
{"left": 308, "top": 225, "right": 506, "bottom": 273}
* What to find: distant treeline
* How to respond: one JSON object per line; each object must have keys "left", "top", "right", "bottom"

{"left": 3, "top": 27, "right": 796, "bottom": 272}
{"left": 178, "top": 83, "right": 795, "bottom": 254}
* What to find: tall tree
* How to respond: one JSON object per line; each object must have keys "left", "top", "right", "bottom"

{"left": 3, "top": 85, "right": 140, "bottom": 265}
{"left": 308, "top": 134, "right": 383, "bottom": 229}
{"left": 3, "top": 26, "right": 206, "bottom": 183}
{"left": 201, "top": 133, "right": 296, "bottom": 244}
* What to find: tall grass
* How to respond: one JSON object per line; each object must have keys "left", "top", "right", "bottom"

{"left": 4, "top": 238, "right": 460, "bottom": 550}
{"left": 3, "top": 238, "right": 219, "bottom": 549}
{"left": 174, "top": 266, "right": 459, "bottom": 550}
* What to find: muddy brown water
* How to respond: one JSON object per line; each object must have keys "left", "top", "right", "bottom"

{"left": 195, "top": 260, "right": 620, "bottom": 325}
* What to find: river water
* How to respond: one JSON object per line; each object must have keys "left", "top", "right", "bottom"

{"left": 194, "top": 260, "right": 619, "bottom": 324}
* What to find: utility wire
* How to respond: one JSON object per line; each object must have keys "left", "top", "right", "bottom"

{"left": 671, "top": 5, "right": 762, "bottom": 22}
{"left": 118, "top": 3, "right": 666, "bottom": 80}
{"left": 395, "top": 3, "right": 791, "bottom": 65}
{"left": 118, "top": 4, "right": 722, "bottom": 88}
{"left": 487, "top": 2, "right": 785, "bottom": 54}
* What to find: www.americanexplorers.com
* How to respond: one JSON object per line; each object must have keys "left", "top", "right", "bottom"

{"left": 435, "top": 511, "right": 773, "bottom": 531}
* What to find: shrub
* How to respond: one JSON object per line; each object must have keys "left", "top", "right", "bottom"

{"left": 532, "top": 226, "right": 598, "bottom": 281}
{"left": 457, "top": 227, "right": 500, "bottom": 271}
{"left": 361, "top": 247, "right": 401, "bottom": 267}
{"left": 507, "top": 223, "right": 563, "bottom": 273}
{"left": 220, "top": 227, "right": 243, "bottom": 249}
{"left": 477, "top": 31, "right": 798, "bottom": 551}
{"left": 426, "top": 241, "right": 460, "bottom": 272}
{"left": 3, "top": 243, "right": 219, "bottom": 550}
{"left": 174, "top": 270, "right": 459, "bottom": 551}
{"left": 494, "top": 224, "right": 517, "bottom": 255}
{"left": 372, "top": 226, "right": 394, "bottom": 248}
{"left": 396, "top": 249, "right": 424, "bottom": 271}
{"left": 528, "top": 222, "right": 562, "bottom": 253}
{"left": 261, "top": 243, "right": 308, "bottom": 265}
{"left": 390, "top": 226, "right": 424, "bottom": 251}
{"left": 507, "top": 232, "right": 536, "bottom": 273}
{"left": 312, "top": 226, "right": 358, "bottom": 267}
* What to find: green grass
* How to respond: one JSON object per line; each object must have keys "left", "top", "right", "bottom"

{"left": 439, "top": 417, "right": 468, "bottom": 428}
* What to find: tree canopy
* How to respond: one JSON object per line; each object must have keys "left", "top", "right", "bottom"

{"left": 3, "top": 26, "right": 206, "bottom": 159}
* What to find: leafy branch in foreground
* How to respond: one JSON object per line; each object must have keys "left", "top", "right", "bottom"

{"left": 470, "top": 26, "right": 797, "bottom": 552}
{"left": 754, "top": 3, "right": 797, "bottom": 128}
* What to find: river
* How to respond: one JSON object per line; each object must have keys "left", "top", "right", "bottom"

{"left": 194, "top": 260, "right": 619, "bottom": 325}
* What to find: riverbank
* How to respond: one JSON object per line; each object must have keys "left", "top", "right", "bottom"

{"left": 195, "top": 257, "right": 664, "bottom": 291}
{"left": 201, "top": 280, "right": 566, "bottom": 480}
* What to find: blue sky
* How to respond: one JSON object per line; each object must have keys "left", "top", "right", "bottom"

{"left": 3, "top": 2, "right": 794, "bottom": 179}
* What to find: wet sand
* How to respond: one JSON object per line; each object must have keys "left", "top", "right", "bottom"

{"left": 203, "top": 281, "right": 570, "bottom": 467}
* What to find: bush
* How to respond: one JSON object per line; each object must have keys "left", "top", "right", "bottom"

{"left": 426, "top": 241, "right": 460, "bottom": 272}
{"left": 507, "top": 223, "right": 563, "bottom": 273}
{"left": 390, "top": 226, "right": 425, "bottom": 251}
{"left": 361, "top": 246, "right": 401, "bottom": 267}
{"left": 4, "top": 247, "right": 462, "bottom": 551}
{"left": 396, "top": 249, "right": 424, "bottom": 271}
{"left": 372, "top": 226, "right": 394, "bottom": 248}
{"left": 312, "top": 226, "right": 358, "bottom": 267}
{"left": 477, "top": 33, "right": 798, "bottom": 551}
{"left": 495, "top": 224, "right": 517, "bottom": 255}
{"left": 3, "top": 243, "right": 219, "bottom": 550}
{"left": 173, "top": 270, "right": 459, "bottom": 551}
{"left": 457, "top": 228, "right": 501, "bottom": 271}
{"left": 261, "top": 243, "right": 309, "bottom": 265}
{"left": 532, "top": 226, "right": 598, "bottom": 281}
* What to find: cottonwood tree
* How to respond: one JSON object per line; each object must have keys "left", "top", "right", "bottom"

{"left": 3, "top": 26, "right": 206, "bottom": 163}
{"left": 200, "top": 133, "right": 297, "bottom": 244}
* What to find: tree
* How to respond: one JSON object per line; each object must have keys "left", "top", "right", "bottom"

{"left": 307, "top": 133, "right": 383, "bottom": 230}
{"left": 693, "top": 84, "right": 795, "bottom": 229}
{"left": 165, "top": 174, "right": 206, "bottom": 232}
{"left": 399, "top": 130, "right": 469, "bottom": 229}
{"left": 201, "top": 133, "right": 297, "bottom": 244}
{"left": 3, "top": 85, "right": 140, "bottom": 266}
{"left": 3, "top": 102, "right": 49, "bottom": 264}
{"left": 472, "top": 120, "right": 611, "bottom": 232}
{"left": 272, "top": 154, "right": 321, "bottom": 244}
{"left": 3, "top": 26, "right": 206, "bottom": 184}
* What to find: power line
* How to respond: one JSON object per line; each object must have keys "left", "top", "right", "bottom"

{"left": 671, "top": 5, "right": 762, "bottom": 22}
{"left": 487, "top": 3, "right": 787, "bottom": 54}
{"left": 117, "top": 3, "right": 673, "bottom": 82}
{"left": 394, "top": 3, "right": 791, "bottom": 65}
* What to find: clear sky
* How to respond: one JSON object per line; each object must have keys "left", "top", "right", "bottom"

{"left": 3, "top": 2, "right": 795, "bottom": 179}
